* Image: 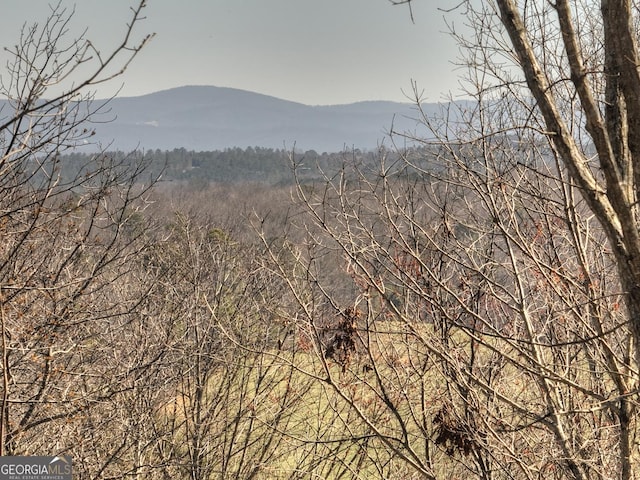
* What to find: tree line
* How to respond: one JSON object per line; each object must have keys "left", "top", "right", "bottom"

{"left": 58, "top": 147, "right": 390, "bottom": 186}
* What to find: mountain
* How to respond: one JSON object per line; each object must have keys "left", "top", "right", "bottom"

{"left": 85, "top": 85, "right": 438, "bottom": 152}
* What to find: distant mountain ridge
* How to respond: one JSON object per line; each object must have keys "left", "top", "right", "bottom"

{"left": 83, "top": 85, "right": 437, "bottom": 152}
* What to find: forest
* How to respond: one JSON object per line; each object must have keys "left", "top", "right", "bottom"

{"left": 5, "top": 1, "right": 640, "bottom": 479}
{"left": 57, "top": 147, "right": 388, "bottom": 186}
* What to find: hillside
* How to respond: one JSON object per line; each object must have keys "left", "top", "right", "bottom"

{"left": 84, "top": 85, "right": 435, "bottom": 152}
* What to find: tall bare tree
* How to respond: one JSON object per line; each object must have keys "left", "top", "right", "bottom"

{"left": 257, "top": 1, "right": 640, "bottom": 478}
{"left": 0, "top": 1, "right": 159, "bottom": 476}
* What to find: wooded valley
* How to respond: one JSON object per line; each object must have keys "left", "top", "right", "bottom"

{"left": 5, "top": 0, "right": 640, "bottom": 479}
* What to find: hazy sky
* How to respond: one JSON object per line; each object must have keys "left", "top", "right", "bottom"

{"left": 1, "top": 1, "right": 468, "bottom": 105}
